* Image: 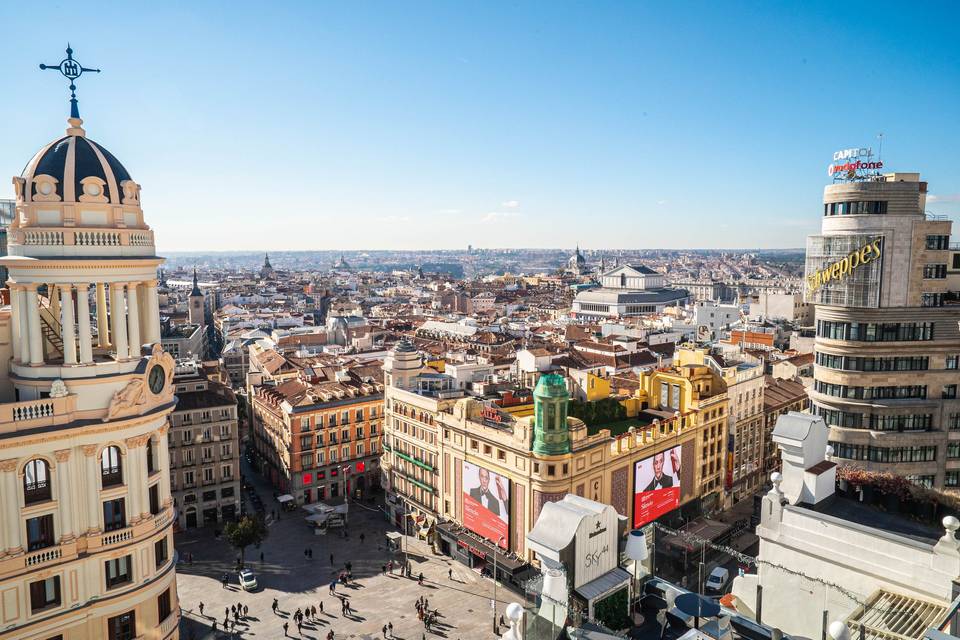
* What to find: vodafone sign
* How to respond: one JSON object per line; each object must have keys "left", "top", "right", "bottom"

{"left": 827, "top": 147, "right": 883, "bottom": 178}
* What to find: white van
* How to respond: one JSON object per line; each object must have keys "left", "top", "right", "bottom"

{"left": 704, "top": 567, "right": 729, "bottom": 594}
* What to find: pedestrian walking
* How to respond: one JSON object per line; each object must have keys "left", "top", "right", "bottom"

{"left": 448, "top": 567, "right": 453, "bottom": 580}
{"left": 311, "top": 605, "right": 317, "bottom": 619}
{"left": 327, "top": 631, "right": 335, "bottom": 640}
{"left": 383, "top": 624, "right": 388, "bottom": 638}
{"left": 297, "top": 621, "right": 303, "bottom": 636}
{"left": 418, "top": 572, "right": 424, "bottom": 585}
{"left": 382, "top": 564, "right": 387, "bottom": 575}
{"left": 272, "top": 598, "right": 279, "bottom": 614}
{"left": 244, "top": 604, "right": 249, "bottom": 618}
{"left": 319, "top": 600, "right": 324, "bottom": 614}
{"left": 283, "top": 621, "right": 289, "bottom": 637}
{"left": 199, "top": 602, "right": 205, "bottom": 617}
{"left": 388, "top": 621, "right": 394, "bottom": 637}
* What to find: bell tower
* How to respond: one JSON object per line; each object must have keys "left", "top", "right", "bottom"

{"left": 189, "top": 268, "right": 204, "bottom": 326}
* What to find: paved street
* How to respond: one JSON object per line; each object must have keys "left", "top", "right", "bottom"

{"left": 175, "top": 468, "right": 512, "bottom": 640}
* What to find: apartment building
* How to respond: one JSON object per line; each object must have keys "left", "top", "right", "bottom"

{"left": 167, "top": 361, "right": 241, "bottom": 529}
{"left": 251, "top": 369, "right": 384, "bottom": 503}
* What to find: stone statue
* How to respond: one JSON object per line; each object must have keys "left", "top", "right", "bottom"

{"left": 49, "top": 378, "right": 69, "bottom": 398}
{"left": 104, "top": 379, "right": 147, "bottom": 422}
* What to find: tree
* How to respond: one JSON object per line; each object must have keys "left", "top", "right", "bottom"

{"left": 224, "top": 516, "right": 268, "bottom": 568}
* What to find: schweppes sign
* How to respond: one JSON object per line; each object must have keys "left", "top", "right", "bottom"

{"left": 807, "top": 237, "right": 882, "bottom": 293}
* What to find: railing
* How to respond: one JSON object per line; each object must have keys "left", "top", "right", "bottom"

{"left": 100, "top": 527, "right": 133, "bottom": 547}
{"left": 75, "top": 230, "right": 121, "bottom": 247}
{"left": 154, "top": 507, "right": 174, "bottom": 529}
{"left": 160, "top": 610, "right": 180, "bottom": 637}
{"left": 11, "top": 400, "right": 55, "bottom": 422}
{"left": 13, "top": 227, "right": 155, "bottom": 249}
{"left": 23, "top": 230, "right": 64, "bottom": 245}
{"left": 0, "top": 396, "right": 76, "bottom": 433}
{"left": 25, "top": 546, "right": 62, "bottom": 567}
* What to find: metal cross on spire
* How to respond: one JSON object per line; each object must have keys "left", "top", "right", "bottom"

{"left": 39, "top": 44, "right": 100, "bottom": 119}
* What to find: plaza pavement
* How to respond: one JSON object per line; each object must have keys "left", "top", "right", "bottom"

{"left": 175, "top": 470, "right": 516, "bottom": 640}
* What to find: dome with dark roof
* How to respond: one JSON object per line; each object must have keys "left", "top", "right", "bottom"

{"left": 19, "top": 123, "right": 137, "bottom": 206}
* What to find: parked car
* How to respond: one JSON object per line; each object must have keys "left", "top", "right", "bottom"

{"left": 238, "top": 568, "right": 258, "bottom": 591}
{"left": 704, "top": 567, "right": 729, "bottom": 594}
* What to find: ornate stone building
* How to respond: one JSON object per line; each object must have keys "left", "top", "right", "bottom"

{"left": 381, "top": 341, "right": 728, "bottom": 582}
{"left": 0, "top": 106, "right": 179, "bottom": 639}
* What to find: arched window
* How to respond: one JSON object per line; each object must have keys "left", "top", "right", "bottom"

{"left": 23, "top": 459, "right": 51, "bottom": 504}
{"left": 101, "top": 446, "right": 123, "bottom": 487}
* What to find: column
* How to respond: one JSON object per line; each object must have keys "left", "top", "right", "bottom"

{"left": 59, "top": 285, "right": 77, "bottom": 365}
{"left": 10, "top": 286, "right": 21, "bottom": 363}
{"left": 109, "top": 284, "right": 128, "bottom": 360}
{"left": 76, "top": 284, "right": 94, "bottom": 364}
{"left": 96, "top": 283, "right": 110, "bottom": 348}
{"left": 82, "top": 445, "right": 101, "bottom": 534}
{"left": 124, "top": 438, "right": 144, "bottom": 522}
{"left": 1, "top": 460, "right": 23, "bottom": 555}
{"left": 157, "top": 425, "right": 172, "bottom": 506}
{"left": 126, "top": 283, "right": 141, "bottom": 359}
{"left": 18, "top": 287, "right": 31, "bottom": 363}
{"left": 144, "top": 280, "right": 161, "bottom": 345}
{"left": 54, "top": 450, "right": 75, "bottom": 541}
{"left": 26, "top": 285, "right": 43, "bottom": 365}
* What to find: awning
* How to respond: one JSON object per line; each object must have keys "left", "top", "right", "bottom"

{"left": 277, "top": 494, "right": 295, "bottom": 503}
{"left": 574, "top": 567, "right": 631, "bottom": 602}
{"left": 453, "top": 533, "right": 525, "bottom": 572}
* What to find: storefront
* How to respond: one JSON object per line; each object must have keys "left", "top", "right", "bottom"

{"left": 436, "top": 521, "right": 529, "bottom": 587}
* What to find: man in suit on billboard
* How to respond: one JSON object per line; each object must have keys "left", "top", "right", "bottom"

{"left": 469, "top": 467, "right": 506, "bottom": 517}
{"left": 643, "top": 449, "right": 680, "bottom": 492}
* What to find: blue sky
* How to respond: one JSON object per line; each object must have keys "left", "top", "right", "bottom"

{"left": 1, "top": 1, "right": 958, "bottom": 252}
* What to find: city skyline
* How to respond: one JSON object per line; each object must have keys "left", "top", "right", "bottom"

{"left": 1, "top": 1, "right": 958, "bottom": 252}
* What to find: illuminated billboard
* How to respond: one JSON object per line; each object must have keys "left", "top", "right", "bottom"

{"left": 633, "top": 445, "right": 682, "bottom": 528}
{"left": 805, "top": 235, "right": 884, "bottom": 308}
{"left": 462, "top": 461, "right": 510, "bottom": 549}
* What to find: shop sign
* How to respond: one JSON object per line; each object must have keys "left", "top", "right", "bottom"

{"left": 480, "top": 406, "right": 504, "bottom": 423}
{"left": 457, "top": 539, "right": 487, "bottom": 559}
{"left": 806, "top": 238, "right": 882, "bottom": 293}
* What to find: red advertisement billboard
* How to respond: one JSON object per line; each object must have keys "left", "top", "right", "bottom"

{"left": 633, "top": 445, "right": 682, "bottom": 528}
{"left": 462, "top": 461, "right": 510, "bottom": 549}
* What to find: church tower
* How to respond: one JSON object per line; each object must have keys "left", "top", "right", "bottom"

{"left": 0, "top": 48, "right": 179, "bottom": 640}
{"left": 188, "top": 268, "right": 204, "bottom": 326}
{"left": 532, "top": 374, "right": 571, "bottom": 455}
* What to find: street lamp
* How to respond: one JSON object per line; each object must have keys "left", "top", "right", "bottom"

{"left": 493, "top": 535, "right": 507, "bottom": 634}
{"left": 625, "top": 529, "right": 649, "bottom": 617}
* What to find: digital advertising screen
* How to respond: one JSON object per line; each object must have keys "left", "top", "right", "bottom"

{"left": 462, "top": 461, "right": 510, "bottom": 549}
{"left": 633, "top": 445, "right": 682, "bottom": 528}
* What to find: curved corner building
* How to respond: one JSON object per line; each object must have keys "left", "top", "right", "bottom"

{"left": 806, "top": 171, "right": 959, "bottom": 488}
{"left": 0, "top": 113, "right": 178, "bottom": 639}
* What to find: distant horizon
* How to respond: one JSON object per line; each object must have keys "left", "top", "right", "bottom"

{"left": 158, "top": 247, "right": 806, "bottom": 255}
{"left": 2, "top": 3, "right": 957, "bottom": 251}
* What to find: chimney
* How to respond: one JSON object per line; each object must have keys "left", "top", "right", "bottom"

{"left": 771, "top": 412, "right": 835, "bottom": 506}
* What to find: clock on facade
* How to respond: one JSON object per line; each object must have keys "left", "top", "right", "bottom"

{"left": 148, "top": 365, "right": 165, "bottom": 395}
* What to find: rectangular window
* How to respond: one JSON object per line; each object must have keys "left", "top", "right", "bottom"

{"left": 107, "top": 611, "right": 136, "bottom": 640}
{"left": 923, "top": 264, "right": 947, "bottom": 279}
{"left": 945, "top": 385, "right": 958, "bottom": 400}
{"left": 29, "top": 575, "right": 61, "bottom": 613}
{"left": 103, "top": 498, "right": 126, "bottom": 531}
{"left": 947, "top": 355, "right": 959, "bottom": 370}
{"left": 301, "top": 416, "right": 311, "bottom": 430}
{"left": 222, "top": 464, "right": 232, "bottom": 479}
{"left": 157, "top": 588, "right": 172, "bottom": 622}
{"left": 356, "top": 443, "right": 364, "bottom": 456}
{"left": 149, "top": 484, "right": 160, "bottom": 515}
{"left": 356, "top": 409, "right": 364, "bottom": 422}
{"left": 356, "top": 426, "right": 364, "bottom": 439}
{"left": 926, "top": 235, "right": 950, "bottom": 250}
{"left": 203, "top": 468, "right": 214, "bottom": 483}
{"left": 105, "top": 556, "right": 132, "bottom": 589}
{"left": 155, "top": 537, "right": 168, "bottom": 568}
{"left": 328, "top": 414, "right": 337, "bottom": 427}
{"left": 341, "top": 411, "right": 350, "bottom": 424}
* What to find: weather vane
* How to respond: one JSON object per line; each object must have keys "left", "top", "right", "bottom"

{"left": 39, "top": 44, "right": 100, "bottom": 119}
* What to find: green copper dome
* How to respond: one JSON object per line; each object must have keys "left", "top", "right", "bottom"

{"left": 533, "top": 374, "right": 571, "bottom": 456}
